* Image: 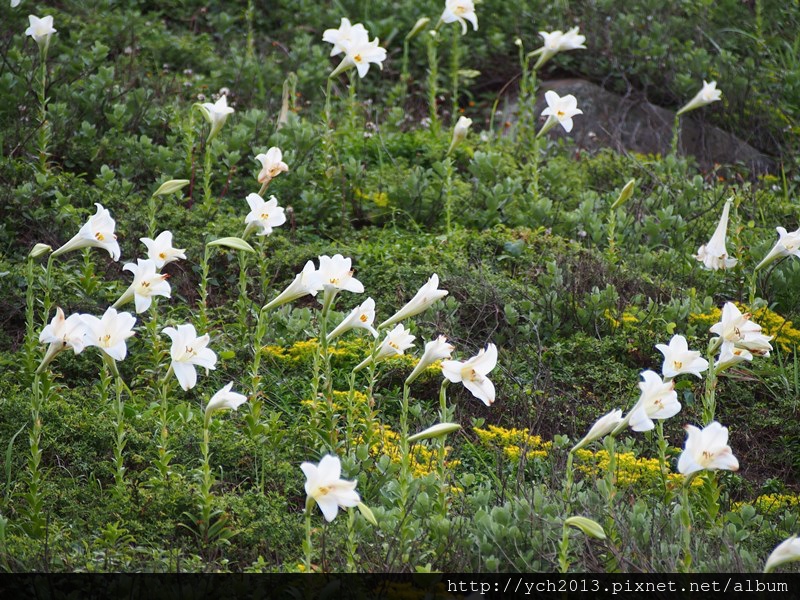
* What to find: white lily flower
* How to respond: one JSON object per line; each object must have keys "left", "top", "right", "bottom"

{"left": 263, "top": 260, "right": 324, "bottom": 311}
{"left": 447, "top": 116, "right": 472, "bottom": 155}
{"left": 330, "top": 34, "right": 387, "bottom": 79}
{"left": 243, "top": 193, "right": 287, "bottom": 237}
{"left": 254, "top": 147, "right": 289, "bottom": 186}
{"left": 628, "top": 370, "right": 681, "bottom": 432}
{"left": 696, "top": 198, "right": 737, "bottom": 270}
{"left": 571, "top": 408, "right": 624, "bottom": 451}
{"left": 322, "top": 17, "right": 369, "bottom": 57}
{"left": 205, "top": 382, "right": 248, "bottom": 420}
{"left": 81, "top": 308, "right": 137, "bottom": 362}
{"left": 25, "top": 15, "right": 56, "bottom": 53}
{"left": 677, "top": 421, "right": 739, "bottom": 476}
{"left": 441, "top": 343, "right": 498, "bottom": 407}
{"left": 538, "top": 91, "right": 583, "bottom": 136}
{"left": 379, "top": 274, "right": 448, "bottom": 329}
{"left": 406, "top": 335, "right": 455, "bottom": 385}
{"left": 764, "top": 535, "right": 800, "bottom": 573}
{"left": 318, "top": 254, "right": 364, "bottom": 295}
{"left": 676, "top": 80, "right": 722, "bottom": 116}
{"left": 36, "top": 307, "right": 88, "bottom": 372}
{"left": 140, "top": 231, "right": 186, "bottom": 269}
{"left": 51, "top": 203, "right": 121, "bottom": 261}
{"left": 375, "top": 324, "right": 416, "bottom": 360}
{"left": 327, "top": 297, "right": 378, "bottom": 341}
{"left": 198, "top": 94, "right": 234, "bottom": 140}
{"left": 440, "top": 0, "right": 478, "bottom": 35}
{"left": 710, "top": 303, "right": 772, "bottom": 356}
{"left": 714, "top": 341, "right": 753, "bottom": 371}
{"left": 756, "top": 226, "right": 800, "bottom": 271}
{"left": 532, "top": 27, "right": 586, "bottom": 69}
{"left": 113, "top": 258, "right": 171, "bottom": 314}
{"left": 301, "top": 454, "right": 360, "bottom": 522}
{"left": 655, "top": 334, "right": 709, "bottom": 379}
{"left": 162, "top": 323, "right": 217, "bottom": 391}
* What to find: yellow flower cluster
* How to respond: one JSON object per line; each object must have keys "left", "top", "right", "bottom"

{"left": 733, "top": 493, "right": 800, "bottom": 516}
{"left": 603, "top": 308, "right": 640, "bottom": 330}
{"left": 574, "top": 449, "right": 690, "bottom": 489}
{"left": 301, "top": 389, "right": 369, "bottom": 413}
{"left": 354, "top": 187, "right": 390, "bottom": 208}
{"left": 690, "top": 304, "right": 800, "bottom": 353}
{"left": 262, "top": 338, "right": 371, "bottom": 365}
{"left": 474, "top": 425, "right": 552, "bottom": 463}
{"left": 368, "top": 424, "right": 459, "bottom": 479}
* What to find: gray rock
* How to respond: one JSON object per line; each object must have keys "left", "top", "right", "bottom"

{"left": 503, "top": 79, "right": 774, "bottom": 173}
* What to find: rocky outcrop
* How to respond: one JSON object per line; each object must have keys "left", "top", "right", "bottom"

{"left": 504, "top": 79, "right": 774, "bottom": 173}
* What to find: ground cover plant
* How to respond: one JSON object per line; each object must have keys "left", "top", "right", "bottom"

{"left": 1, "top": 0, "right": 800, "bottom": 576}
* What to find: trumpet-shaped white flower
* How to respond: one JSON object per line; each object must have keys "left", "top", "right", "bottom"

{"left": 696, "top": 198, "right": 737, "bottom": 270}
{"left": 330, "top": 34, "right": 387, "bottom": 79}
{"left": 327, "top": 297, "right": 378, "bottom": 341}
{"left": 162, "top": 323, "right": 217, "bottom": 391}
{"left": 322, "top": 18, "right": 369, "bottom": 57}
{"left": 628, "top": 370, "right": 680, "bottom": 432}
{"left": 205, "top": 382, "right": 248, "bottom": 419}
{"left": 244, "top": 193, "right": 287, "bottom": 237}
{"left": 301, "top": 454, "right": 360, "bottom": 522}
{"left": 764, "top": 535, "right": 800, "bottom": 573}
{"left": 655, "top": 335, "right": 709, "bottom": 379}
{"left": 532, "top": 27, "right": 586, "bottom": 69}
{"left": 198, "top": 94, "right": 234, "bottom": 139}
{"left": 676, "top": 80, "right": 722, "bottom": 116}
{"left": 406, "top": 335, "right": 455, "bottom": 384}
{"left": 714, "top": 342, "right": 753, "bottom": 371}
{"left": 375, "top": 324, "right": 416, "bottom": 361}
{"left": 51, "top": 203, "right": 120, "bottom": 261}
{"left": 37, "top": 307, "right": 88, "bottom": 372}
{"left": 254, "top": 147, "right": 289, "bottom": 186}
{"left": 572, "top": 408, "right": 624, "bottom": 451}
{"left": 318, "top": 254, "right": 364, "bottom": 294}
{"left": 447, "top": 116, "right": 472, "bottom": 155}
{"left": 538, "top": 91, "right": 583, "bottom": 136}
{"left": 25, "top": 15, "right": 56, "bottom": 53}
{"left": 756, "top": 226, "right": 800, "bottom": 271}
{"left": 440, "top": 0, "right": 478, "bottom": 35}
{"left": 442, "top": 343, "right": 498, "bottom": 407}
{"left": 677, "top": 421, "right": 739, "bottom": 476}
{"left": 379, "top": 274, "right": 448, "bottom": 329}
{"left": 262, "top": 260, "right": 324, "bottom": 310}
{"left": 114, "top": 258, "right": 171, "bottom": 313}
{"left": 140, "top": 231, "right": 186, "bottom": 269}
{"left": 710, "top": 302, "right": 772, "bottom": 356}
{"left": 81, "top": 308, "right": 136, "bottom": 362}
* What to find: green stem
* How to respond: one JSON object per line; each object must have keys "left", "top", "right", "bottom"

{"left": 24, "top": 257, "right": 39, "bottom": 377}
{"left": 679, "top": 476, "right": 695, "bottom": 572}
{"left": 557, "top": 523, "right": 571, "bottom": 573}
{"left": 444, "top": 157, "right": 454, "bottom": 235}
{"left": 563, "top": 450, "right": 576, "bottom": 505}
{"left": 156, "top": 366, "right": 174, "bottom": 485}
{"left": 437, "top": 379, "right": 451, "bottom": 517}
{"left": 26, "top": 373, "right": 47, "bottom": 537}
{"left": 655, "top": 420, "right": 670, "bottom": 502}
{"left": 702, "top": 342, "right": 718, "bottom": 425}
{"left": 346, "top": 507, "right": 357, "bottom": 573}
{"left": 198, "top": 245, "right": 211, "bottom": 333}
{"left": 202, "top": 139, "right": 214, "bottom": 217}
{"left": 670, "top": 113, "right": 681, "bottom": 158}
{"left": 426, "top": 33, "right": 440, "bottom": 135}
{"left": 37, "top": 47, "right": 49, "bottom": 174}
{"left": 303, "top": 501, "right": 314, "bottom": 572}
{"left": 41, "top": 254, "right": 55, "bottom": 331}
{"left": 112, "top": 368, "right": 127, "bottom": 494}
{"left": 450, "top": 28, "right": 459, "bottom": 118}
{"left": 237, "top": 250, "right": 250, "bottom": 338}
